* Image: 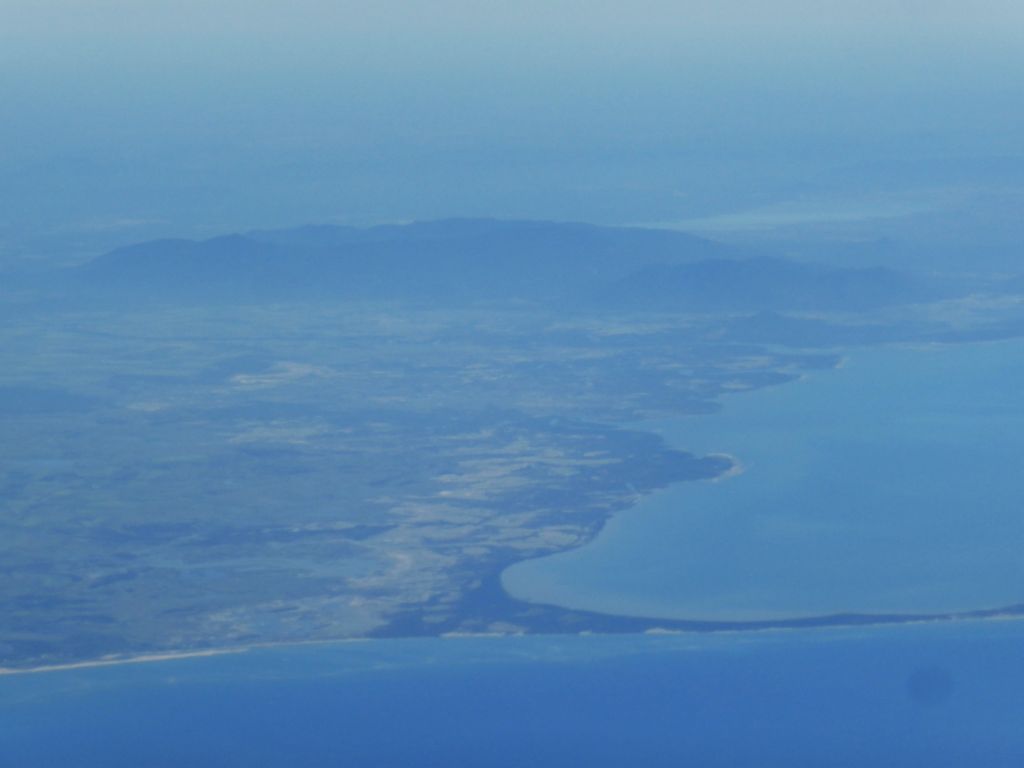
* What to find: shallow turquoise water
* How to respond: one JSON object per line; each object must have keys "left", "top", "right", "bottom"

{"left": 3, "top": 623, "right": 1024, "bottom": 767}
{"left": 504, "top": 340, "right": 1024, "bottom": 620}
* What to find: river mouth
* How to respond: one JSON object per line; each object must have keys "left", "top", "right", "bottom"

{"left": 503, "top": 339, "right": 1024, "bottom": 622}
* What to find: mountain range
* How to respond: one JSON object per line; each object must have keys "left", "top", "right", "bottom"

{"left": 70, "top": 218, "right": 952, "bottom": 312}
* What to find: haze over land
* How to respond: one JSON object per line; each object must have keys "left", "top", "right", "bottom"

{"left": 6, "top": 5, "right": 1024, "bottom": 768}
{"left": 3, "top": 0, "right": 1024, "bottom": 668}
{"left": 2, "top": 1, "right": 1023, "bottom": 272}
{"left": 4, "top": 218, "right": 1024, "bottom": 669}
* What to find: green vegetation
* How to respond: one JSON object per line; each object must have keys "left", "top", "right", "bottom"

{"left": 0, "top": 302, "right": 835, "bottom": 668}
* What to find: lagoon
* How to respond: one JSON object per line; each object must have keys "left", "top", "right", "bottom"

{"left": 504, "top": 340, "right": 1024, "bottom": 621}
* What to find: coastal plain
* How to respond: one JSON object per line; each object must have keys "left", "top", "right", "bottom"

{"left": 4, "top": 221, "right": 1024, "bottom": 670}
{"left": 0, "top": 301, "right": 815, "bottom": 667}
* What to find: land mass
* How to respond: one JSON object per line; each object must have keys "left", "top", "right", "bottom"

{"left": 4, "top": 219, "right": 1024, "bottom": 670}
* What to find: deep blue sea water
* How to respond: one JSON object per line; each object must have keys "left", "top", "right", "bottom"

{"left": 505, "top": 340, "right": 1024, "bottom": 620}
{"left": 2, "top": 624, "right": 1024, "bottom": 767}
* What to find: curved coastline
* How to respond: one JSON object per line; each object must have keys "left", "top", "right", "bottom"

{"left": 8, "top": 342, "right": 1024, "bottom": 674}
{"left": 498, "top": 339, "right": 1024, "bottom": 624}
{"left": 6, "top": 593, "right": 1024, "bottom": 677}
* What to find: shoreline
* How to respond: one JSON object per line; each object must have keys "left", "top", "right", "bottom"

{"left": 0, "top": 648, "right": 246, "bottom": 677}
{"left": 6, "top": 341, "right": 1024, "bottom": 678}
{"left": 0, "top": 637, "right": 378, "bottom": 678}
{"left": 5, "top": 605, "right": 1023, "bottom": 678}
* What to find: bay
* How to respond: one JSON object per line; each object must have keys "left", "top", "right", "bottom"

{"left": 504, "top": 340, "right": 1024, "bottom": 620}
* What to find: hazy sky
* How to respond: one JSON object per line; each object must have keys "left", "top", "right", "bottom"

{"left": 2, "top": 1, "right": 1022, "bottom": 258}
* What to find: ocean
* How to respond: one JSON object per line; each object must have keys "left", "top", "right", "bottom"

{"left": 2, "top": 623, "right": 1024, "bottom": 766}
